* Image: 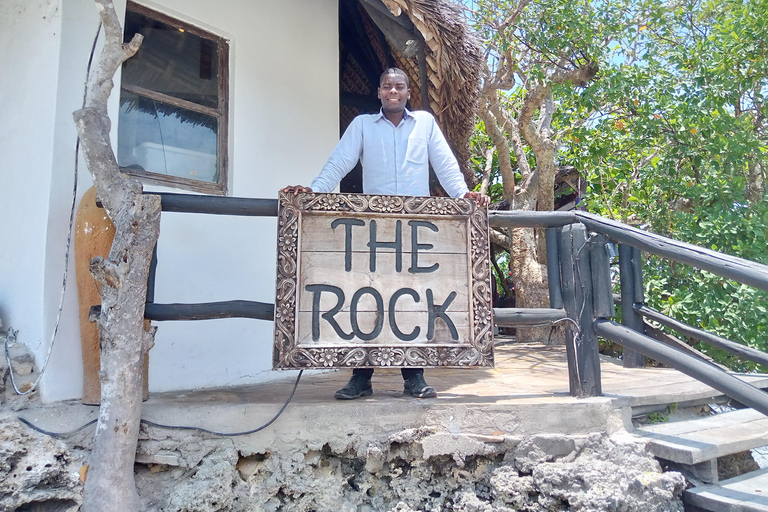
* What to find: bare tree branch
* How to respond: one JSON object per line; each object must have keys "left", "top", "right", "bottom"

{"left": 479, "top": 146, "right": 495, "bottom": 195}
{"left": 478, "top": 94, "right": 516, "bottom": 200}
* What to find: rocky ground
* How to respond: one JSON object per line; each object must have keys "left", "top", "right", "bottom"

{"left": 129, "top": 427, "right": 686, "bottom": 512}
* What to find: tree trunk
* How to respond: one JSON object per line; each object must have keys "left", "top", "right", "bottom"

{"left": 73, "top": 2, "right": 159, "bottom": 511}
{"left": 508, "top": 190, "right": 555, "bottom": 343}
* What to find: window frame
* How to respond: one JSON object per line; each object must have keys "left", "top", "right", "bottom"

{"left": 119, "top": 1, "right": 230, "bottom": 195}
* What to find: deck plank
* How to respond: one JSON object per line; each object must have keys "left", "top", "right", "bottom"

{"left": 685, "top": 468, "right": 768, "bottom": 512}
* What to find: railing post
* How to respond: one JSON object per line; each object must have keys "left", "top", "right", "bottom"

{"left": 559, "top": 224, "right": 602, "bottom": 398}
{"left": 632, "top": 247, "right": 644, "bottom": 304}
{"left": 619, "top": 243, "right": 646, "bottom": 368}
{"left": 545, "top": 227, "right": 563, "bottom": 309}
{"left": 590, "top": 234, "right": 615, "bottom": 319}
{"left": 147, "top": 243, "right": 158, "bottom": 304}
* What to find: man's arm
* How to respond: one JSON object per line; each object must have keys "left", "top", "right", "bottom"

{"left": 310, "top": 117, "right": 364, "bottom": 193}
{"left": 426, "top": 116, "right": 490, "bottom": 206}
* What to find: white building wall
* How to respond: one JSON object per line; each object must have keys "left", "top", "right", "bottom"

{"left": 3, "top": 0, "right": 339, "bottom": 401}
{"left": 0, "top": 0, "right": 64, "bottom": 376}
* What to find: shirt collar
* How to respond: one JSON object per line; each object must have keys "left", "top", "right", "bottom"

{"left": 375, "top": 107, "right": 412, "bottom": 123}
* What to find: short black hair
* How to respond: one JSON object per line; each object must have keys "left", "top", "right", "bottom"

{"left": 379, "top": 68, "right": 409, "bottom": 88}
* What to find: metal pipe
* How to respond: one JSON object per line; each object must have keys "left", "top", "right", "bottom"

{"left": 594, "top": 319, "right": 768, "bottom": 417}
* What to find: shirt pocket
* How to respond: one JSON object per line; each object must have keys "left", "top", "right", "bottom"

{"left": 404, "top": 137, "right": 428, "bottom": 164}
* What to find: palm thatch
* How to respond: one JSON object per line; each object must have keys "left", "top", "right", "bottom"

{"left": 381, "top": 0, "right": 484, "bottom": 185}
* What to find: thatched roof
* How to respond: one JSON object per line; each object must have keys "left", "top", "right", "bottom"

{"left": 380, "top": 0, "right": 484, "bottom": 185}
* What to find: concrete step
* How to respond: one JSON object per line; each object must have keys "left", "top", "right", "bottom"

{"left": 635, "top": 408, "right": 768, "bottom": 466}
{"left": 684, "top": 467, "right": 768, "bottom": 512}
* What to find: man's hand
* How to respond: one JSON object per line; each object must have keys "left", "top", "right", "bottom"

{"left": 463, "top": 191, "right": 491, "bottom": 207}
{"left": 281, "top": 185, "right": 313, "bottom": 195}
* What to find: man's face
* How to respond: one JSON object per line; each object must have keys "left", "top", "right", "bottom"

{"left": 378, "top": 73, "right": 410, "bottom": 114}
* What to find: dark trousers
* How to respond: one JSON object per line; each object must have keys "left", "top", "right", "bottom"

{"left": 353, "top": 367, "right": 423, "bottom": 380}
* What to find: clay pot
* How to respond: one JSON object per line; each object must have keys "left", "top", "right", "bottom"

{"left": 75, "top": 187, "right": 149, "bottom": 405}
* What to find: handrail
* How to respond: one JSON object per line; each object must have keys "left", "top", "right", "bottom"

{"left": 155, "top": 193, "right": 279, "bottom": 216}
{"left": 633, "top": 303, "right": 768, "bottom": 368}
{"left": 488, "top": 210, "right": 577, "bottom": 228}
{"left": 575, "top": 212, "right": 768, "bottom": 292}
{"left": 493, "top": 308, "right": 567, "bottom": 326}
{"left": 488, "top": 209, "right": 768, "bottom": 291}
{"left": 595, "top": 319, "right": 768, "bottom": 417}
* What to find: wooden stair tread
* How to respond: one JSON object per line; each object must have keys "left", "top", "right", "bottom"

{"left": 634, "top": 409, "right": 768, "bottom": 464}
{"left": 684, "top": 468, "right": 768, "bottom": 512}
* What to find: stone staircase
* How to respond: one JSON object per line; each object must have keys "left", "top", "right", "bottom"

{"left": 633, "top": 407, "right": 768, "bottom": 511}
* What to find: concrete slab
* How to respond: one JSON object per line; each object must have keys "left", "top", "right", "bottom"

{"left": 14, "top": 343, "right": 768, "bottom": 454}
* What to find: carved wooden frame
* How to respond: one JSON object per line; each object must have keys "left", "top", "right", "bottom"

{"left": 273, "top": 192, "right": 493, "bottom": 369}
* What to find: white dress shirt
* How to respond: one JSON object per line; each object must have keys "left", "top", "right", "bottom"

{"left": 311, "top": 109, "right": 469, "bottom": 198}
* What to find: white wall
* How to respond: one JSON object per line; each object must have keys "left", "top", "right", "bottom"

{"left": 0, "top": 0, "right": 63, "bottom": 376}
{"left": 142, "top": 0, "right": 339, "bottom": 393}
{"left": 3, "top": 0, "right": 339, "bottom": 400}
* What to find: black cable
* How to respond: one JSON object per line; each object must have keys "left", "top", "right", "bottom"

{"left": 17, "top": 416, "right": 98, "bottom": 439}
{"left": 141, "top": 370, "right": 304, "bottom": 437}
{"left": 17, "top": 370, "right": 303, "bottom": 439}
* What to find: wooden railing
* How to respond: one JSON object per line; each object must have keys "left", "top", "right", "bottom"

{"left": 140, "top": 193, "right": 768, "bottom": 415}
{"left": 489, "top": 209, "right": 768, "bottom": 416}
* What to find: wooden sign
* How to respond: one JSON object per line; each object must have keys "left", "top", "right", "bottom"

{"left": 273, "top": 192, "right": 493, "bottom": 369}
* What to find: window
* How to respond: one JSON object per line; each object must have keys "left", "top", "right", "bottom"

{"left": 117, "top": 2, "right": 229, "bottom": 194}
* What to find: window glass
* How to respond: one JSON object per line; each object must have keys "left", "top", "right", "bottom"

{"left": 122, "top": 10, "right": 219, "bottom": 108}
{"left": 118, "top": 91, "right": 218, "bottom": 182}
{"left": 117, "top": 3, "right": 227, "bottom": 192}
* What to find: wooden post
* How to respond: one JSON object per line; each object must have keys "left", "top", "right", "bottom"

{"left": 589, "top": 234, "right": 615, "bottom": 319}
{"left": 545, "top": 227, "right": 563, "bottom": 309}
{"left": 619, "top": 243, "right": 646, "bottom": 367}
{"left": 147, "top": 244, "right": 158, "bottom": 303}
{"left": 632, "top": 246, "right": 644, "bottom": 304}
{"left": 559, "top": 224, "right": 602, "bottom": 397}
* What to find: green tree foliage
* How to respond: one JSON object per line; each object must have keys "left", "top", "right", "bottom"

{"left": 469, "top": 0, "right": 768, "bottom": 367}
{"left": 562, "top": 0, "right": 768, "bottom": 369}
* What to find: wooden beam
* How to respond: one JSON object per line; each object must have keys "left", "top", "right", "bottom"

{"left": 493, "top": 308, "right": 567, "bottom": 326}
{"left": 643, "top": 321, "right": 727, "bottom": 370}
{"left": 359, "top": 0, "right": 418, "bottom": 58}
{"left": 590, "top": 234, "right": 615, "bottom": 319}
{"left": 545, "top": 227, "right": 563, "bottom": 309}
{"left": 489, "top": 210, "right": 577, "bottom": 228}
{"left": 619, "top": 243, "right": 646, "bottom": 367}
{"left": 153, "top": 193, "right": 278, "bottom": 216}
{"left": 359, "top": 0, "right": 414, "bottom": 31}
{"left": 635, "top": 303, "right": 768, "bottom": 368}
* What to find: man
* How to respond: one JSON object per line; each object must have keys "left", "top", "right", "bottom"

{"left": 283, "top": 68, "right": 490, "bottom": 400}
